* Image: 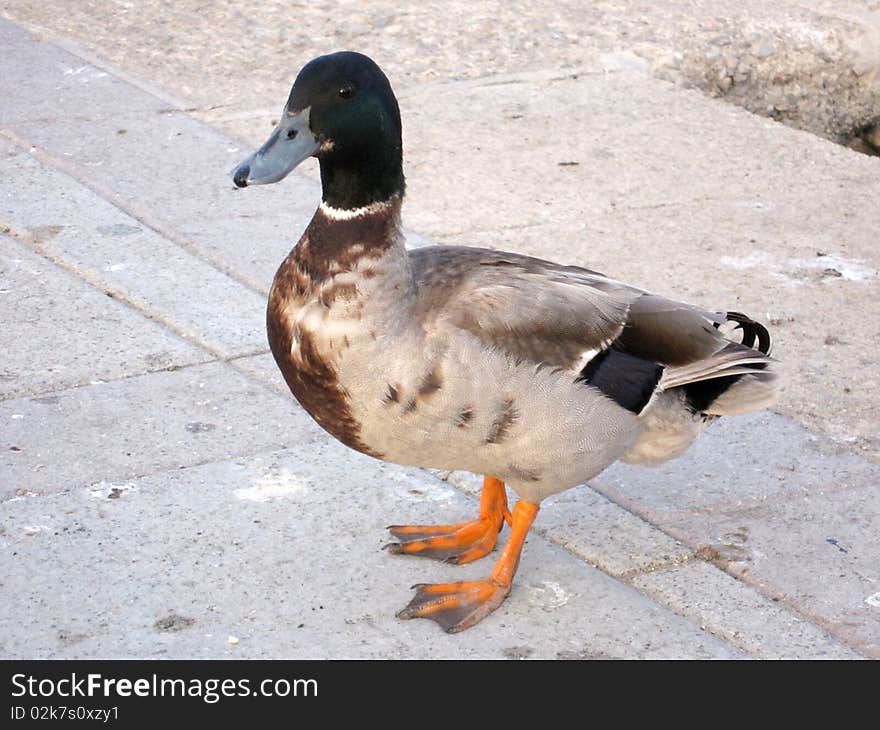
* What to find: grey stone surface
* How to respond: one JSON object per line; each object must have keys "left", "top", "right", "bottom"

{"left": 0, "top": 144, "right": 269, "bottom": 359}
{"left": 229, "top": 352, "right": 290, "bottom": 396}
{"left": 631, "top": 560, "right": 862, "bottom": 659}
{"left": 667, "top": 484, "right": 880, "bottom": 656}
{"left": 594, "top": 412, "right": 880, "bottom": 521}
{"left": 0, "top": 18, "right": 313, "bottom": 295}
{"left": 538, "top": 487, "right": 695, "bottom": 579}
{"left": 0, "top": 447, "right": 742, "bottom": 659}
{"left": 589, "top": 411, "right": 880, "bottom": 655}
{"left": 0, "top": 18, "right": 165, "bottom": 126}
{"left": 6, "top": 0, "right": 878, "bottom": 144}
{"left": 0, "top": 233, "right": 208, "bottom": 398}
{"left": 0, "top": 362, "right": 317, "bottom": 500}
{"left": 0, "top": 10, "right": 876, "bottom": 658}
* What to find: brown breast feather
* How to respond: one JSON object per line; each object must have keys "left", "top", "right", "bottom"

{"left": 266, "top": 203, "right": 400, "bottom": 458}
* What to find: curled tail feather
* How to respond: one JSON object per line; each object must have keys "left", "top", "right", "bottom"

{"left": 719, "top": 310, "right": 772, "bottom": 355}
{"left": 661, "top": 311, "right": 779, "bottom": 416}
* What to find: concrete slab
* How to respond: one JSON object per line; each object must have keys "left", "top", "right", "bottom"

{"left": 0, "top": 142, "right": 268, "bottom": 359}
{"left": 631, "top": 560, "right": 862, "bottom": 659}
{"left": 0, "top": 18, "right": 315, "bottom": 295}
{"left": 229, "top": 352, "right": 291, "bottom": 396}
{"left": 0, "top": 18, "right": 167, "bottom": 126}
{"left": 0, "top": 446, "right": 742, "bottom": 659}
{"left": 7, "top": 0, "right": 877, "bottom": 145}
{"left": 0, "top": 362, "right": 319, "bottom": 500}
{"left": 0, "top": 9, "right": 874, "bottom": 660}
{"left": 667, "top": 484, "right": 880, "bottom": 656}
{"left": 595, "top": 412, "right": 880, "bottom": 521}
{"left": 0, "top": 233, "right": 208, "bottom": 398}
{"left": 589, "top": 412, "right": 880, "bottom": 656}
{"left": 538, "top": 487, "right": 695, "bottom": 578}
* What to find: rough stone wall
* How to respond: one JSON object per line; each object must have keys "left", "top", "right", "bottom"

{"left": 645, "top": 12, "right": 880, "bottom": 151}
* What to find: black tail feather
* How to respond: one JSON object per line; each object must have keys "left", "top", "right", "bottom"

{"left": 715, "top": 311, "right": 772, "bottom": 355}
{"left": 689, "top": 312, "right": 772, "bottom": 413}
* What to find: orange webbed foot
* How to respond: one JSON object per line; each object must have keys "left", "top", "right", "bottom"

{"left": 397, "top": 579, "right": 510, "bottom": 633}
{"left": 396, "top": 499, "right": 540, "bottom": 632}
{"left": 386, "top": 517, "right": 502, "bottom": 564}
{"left": 386, "top": 476, "right": 509, "bottom": 564}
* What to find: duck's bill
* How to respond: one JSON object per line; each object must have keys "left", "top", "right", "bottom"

{"left": 231, "top": 107, "right": 318, "bottom": 187}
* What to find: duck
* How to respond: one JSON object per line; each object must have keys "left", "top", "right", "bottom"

{"left": 231, "top": 51, "right": 780, "bottom": 633}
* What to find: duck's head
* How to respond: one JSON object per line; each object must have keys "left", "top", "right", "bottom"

{"left": 232, "top": 51, "right": 404, "bottom": 210}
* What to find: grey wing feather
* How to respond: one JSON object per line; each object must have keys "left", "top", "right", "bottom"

{"left": 408, "top": 245, "right": 779, "bottom": 410}
{"left": 614, "top": 294, "right": 777, "bottom": 389}
{"left": 409, "top": 246, "right": 638, "bottom": 369}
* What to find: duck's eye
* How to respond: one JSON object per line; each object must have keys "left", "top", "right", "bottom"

{"left": 286, "top": 129, "right": 298, "bottom": 140}
{"left": 338, "top": 84, "right": 355, "bottom": 99}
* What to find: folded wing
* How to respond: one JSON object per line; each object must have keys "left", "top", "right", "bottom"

{"left": 410, "top": 246, "right": 778, "bottom": 416}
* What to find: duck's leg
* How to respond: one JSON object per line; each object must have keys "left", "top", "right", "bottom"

{"left": 397, "top": 499, "right": 540, "bottom": 633}
{"left": 386, "top": 476, "right": 512, "bottom": 564}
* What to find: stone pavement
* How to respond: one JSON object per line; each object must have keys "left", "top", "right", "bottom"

{"left": 0, "top": 8, "right": 878, "bottom": 658}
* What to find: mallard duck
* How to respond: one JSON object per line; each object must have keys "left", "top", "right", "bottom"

{"left": 231, "top": 51, "right": 780, "bottom": 633}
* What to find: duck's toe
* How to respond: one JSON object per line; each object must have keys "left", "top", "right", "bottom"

{"left": 385, "top": 515, "right": 503, "bottom": 564}
{"left": 395, "top": 499, "right": 540, "bottom": 633}
{"left": 397, "top": 579, "right": 511, "bottom": 633}
{"left": 385, "top": 475, "right": 510, "bottom": 564}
